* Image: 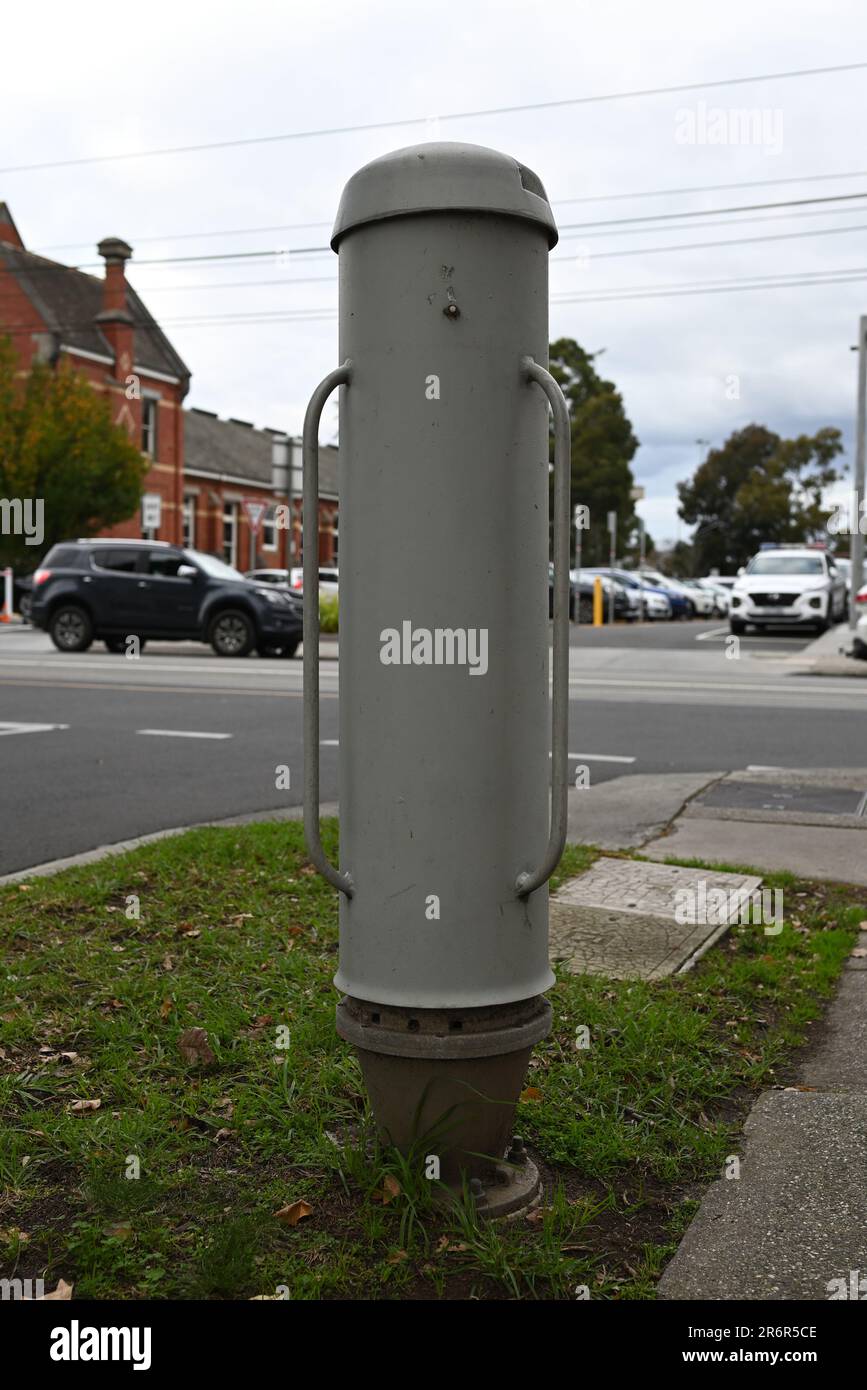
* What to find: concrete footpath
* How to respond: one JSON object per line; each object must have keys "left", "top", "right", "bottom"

{"left": 567, "top": 763, "right": 867, "bottom": 1300}
{"left": 659, "top": 931, "right": 867, "bottom": 1300}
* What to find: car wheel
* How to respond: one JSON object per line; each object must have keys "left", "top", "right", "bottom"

{"left": 20, "top": 595, "right": 32, "bottom": 622}
{"left": 49, "top": 604, "right": 93, "bottom": 653}
{"left": 730, "top": 618, "right": 746, "bottom": 636}
{"left": 209, "top": 609, "right": 255, "bottom": 657}
{"left": 257, "top": 639, "right": 300, "bottom": 659}
{"left": 104, "top": 636, "right": 147, "bottom": 654}
{"left": 853, "top": 637, "right": 867, "bottom": 661}
{"left": 578, "top": 596, "right": 594, "bottom": 624}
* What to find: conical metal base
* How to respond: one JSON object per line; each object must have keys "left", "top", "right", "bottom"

{"left": 336, "top": 994, "right": 550, "bottom": 1198}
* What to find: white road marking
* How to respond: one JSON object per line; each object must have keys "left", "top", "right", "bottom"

{"left": 696, "top": 627, "right": 807, "bottom": 646}
{"left": 324, "top": 741, "right": 635, "bottom": 764}
{"left": 136, "top": 728, "right": 232, "bottom": 740}
{"left": 746, "top": 764, "right": 789, "bottom": 772}
{"left": 0, "top": 721, "right": 70, "bottom": 736}
{"left": 550, "top": 752, "right": 636, "bottom": 764}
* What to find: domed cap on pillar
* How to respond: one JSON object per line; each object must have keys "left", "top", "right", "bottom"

{"left": 331, "top": 141, "right": 558, "bottom": 251}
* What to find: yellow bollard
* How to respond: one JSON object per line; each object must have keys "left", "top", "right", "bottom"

{"left": 593, "top": 575, "right": 604, "bottom": 626}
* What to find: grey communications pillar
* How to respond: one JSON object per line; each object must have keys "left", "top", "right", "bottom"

{"left": 302, "top": 142, "right": 570, "bottom": 1216}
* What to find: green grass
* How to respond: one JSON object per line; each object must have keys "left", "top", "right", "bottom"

{"left": 0, "top": 822, "right": 862, "bottom": 1300}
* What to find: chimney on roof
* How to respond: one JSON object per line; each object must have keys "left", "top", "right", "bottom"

{"left": 95, "top": 236, "right": 135, "bottom": 381}
{"left": 0, "top": 202, "right": 24, "bottom": 249}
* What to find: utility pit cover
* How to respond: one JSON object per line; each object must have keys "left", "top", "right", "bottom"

{"left": 549, "top": 858, "right": 763, "bottom": 980}
{"left": 698, "top": 780, "right": 866, "bottom": 817}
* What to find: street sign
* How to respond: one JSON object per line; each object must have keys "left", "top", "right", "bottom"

{"left": 141, "top": 493, "right": 161, "bottom": 530}
{"left": 242, "top": 500, "right": 267, "bottom": 534}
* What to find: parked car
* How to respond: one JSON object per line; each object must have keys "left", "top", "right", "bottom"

{"left": 287, "top": 566, "right": 339, "bottom": 596}
{"left": 853, "top": 582, "right": 867, "bottom": 659}
{"left": 549, "top": 566, "right": 635, "bottom": 622}
{"left": 8, "top": 569, "right": 34, "bottom": 620}
{"left": 245, "top": 567, "right": 292, "bottom": 587}
{"left": 574, "top": 569, "right": 640, "bottom": 622}
{"left": 834, "top": 556, "right": 852, "bottom": 603}
{"left": 688, "top": 577, "right": 730, "bottom": 616}
{"left": 581, "top": 567, "right": 671, "bottom": 620}
{"left": 637, "top": 569, "right": 697, "bottom": 619}
{"left": 30, "top": 540, "right": 303, "bottom": 658}
{"left": 679, "top": 579, "right": 716, "bottom": 617}
{"left": 702, "top": 574, "right": 739, "bottom": 592}
{"left": 729, "top": 546, "right": 848, "bottom": 634}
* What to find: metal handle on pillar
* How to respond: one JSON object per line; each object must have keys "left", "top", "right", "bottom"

{"left": 303, "top": 360, "right": 354, "bottom": 896}
{"left": 516, "top": 356, "right": 571, "bottom": 898}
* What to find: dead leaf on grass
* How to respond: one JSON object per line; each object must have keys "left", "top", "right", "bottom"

{"left": 178, "top": 1028, "right": 215, "bottom": 1067}
{"left": 69, "top": 1099, "right": 101, "bottom": 1114}
{"left": 377, "top": 1174, "right": 401, "bottom": 1205}
{"left": 273, "top": 1199, "right": 313, "bottom": 1227}
{"left": 520, "top": 1086, "right": 543, "bottom": 1103}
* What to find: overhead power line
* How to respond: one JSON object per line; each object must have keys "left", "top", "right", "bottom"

{"left": 2, "top": 262, "right": 864, "bottom": 336}
{"left": 33, "top": 167, "right": 867, "bottom": 255}
{"left": 2, "top": 60, "right": 866, "bottom": 175}
{"left": 558, "top": 189, "right": 867, "bottom": 231}
{"left": 554, "top": 219, "right": 867, "bottom": 263}
{"left": 11, "top": 187, "right": 867, "bottom": 276}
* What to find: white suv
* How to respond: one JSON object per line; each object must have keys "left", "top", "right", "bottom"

{"left": 730, "top": 548, "right": 847, "bottom": 634}
{"left": 854, "top": 583, "right": 867, "bottom": 659}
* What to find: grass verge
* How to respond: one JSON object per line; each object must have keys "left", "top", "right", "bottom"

{"left": 0, "top": 825, "right": 863, "bottom": 1300}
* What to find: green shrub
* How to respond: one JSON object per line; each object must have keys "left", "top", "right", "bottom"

{"left": 319, "top": 593, "right": 339, "bottom": 633}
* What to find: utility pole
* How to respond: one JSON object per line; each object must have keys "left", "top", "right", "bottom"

{"left": 851, "top": 316, "right": 866, "bottom": 628}
{"left": 630, "top": 485, "right": 646, "bottom": 623}
{"left": 607, "top": 510, "right": 617, "bottom": 625}
{"left": 573, "top": 504, "right": 582, "bottom": 625}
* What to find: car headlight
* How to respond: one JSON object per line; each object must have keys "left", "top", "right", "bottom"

{"left": 257, "top": 588, "right": 283, "bottom": 605}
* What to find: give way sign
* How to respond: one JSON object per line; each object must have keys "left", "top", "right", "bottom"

{"left": 242, "top": 499, "right": 267, "bottom": 534}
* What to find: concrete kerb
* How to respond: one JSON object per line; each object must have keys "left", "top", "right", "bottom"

{"left": 0, "top": 802, "right": 340, "bottom": 886}
{"left": 784, "top": 622, "right": 867, "bottom": 677}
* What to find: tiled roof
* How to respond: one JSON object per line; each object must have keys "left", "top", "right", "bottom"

{"left": 0, "top": 243, "right": 191, "bottom": 383}
{"left": 184, "top": 408, "right": 338, "bottom": 497}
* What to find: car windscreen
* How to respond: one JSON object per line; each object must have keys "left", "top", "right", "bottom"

{"left": 746, "top": 554, "right": 824, "bottom": 576}
{"left": 186, "top": 550, "right": 246, "bottom": 581}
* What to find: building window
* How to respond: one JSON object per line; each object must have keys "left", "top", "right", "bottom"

{"left": 222, "top": 502, "right": 238, "bottom": 566}
{"left": 182, "top": 495, "right": 196, "bottom": 549}
{"left": 262, "top": 504, "right": 277, "bottom": 552}
{"left": 141, "top": 397, "right": 159, "bottom": 457}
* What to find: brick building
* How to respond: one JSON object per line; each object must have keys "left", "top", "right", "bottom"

{"left": 183, "top": 409, "right": 338, "bottom": 571}
{"left": 0, "top": 202, "right": 190, "bottom": 542}
{"left": 0, "top": 202, "right": 337, "bottom": 567}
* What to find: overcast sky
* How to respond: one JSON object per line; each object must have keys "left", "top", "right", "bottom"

{"left": 3, "top": 0, "right": 865, "bottom": 547}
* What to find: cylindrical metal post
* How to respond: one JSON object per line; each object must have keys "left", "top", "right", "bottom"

{"left": 850, "top": 315, "right": 866, "bottom": 627}
{"left": 305, "top": 143, "right": 568, "bottom": 1212}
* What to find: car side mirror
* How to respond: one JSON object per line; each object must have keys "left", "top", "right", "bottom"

{"left": 737, "top": 566, "right": 745, "bottom": 576}
{"left": 177, "top": 564, "right": 198, "bottom": 579}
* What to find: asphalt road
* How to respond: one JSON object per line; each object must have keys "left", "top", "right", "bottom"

{"left": 1, "top": 622, "right": 863, "bottom": 875}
